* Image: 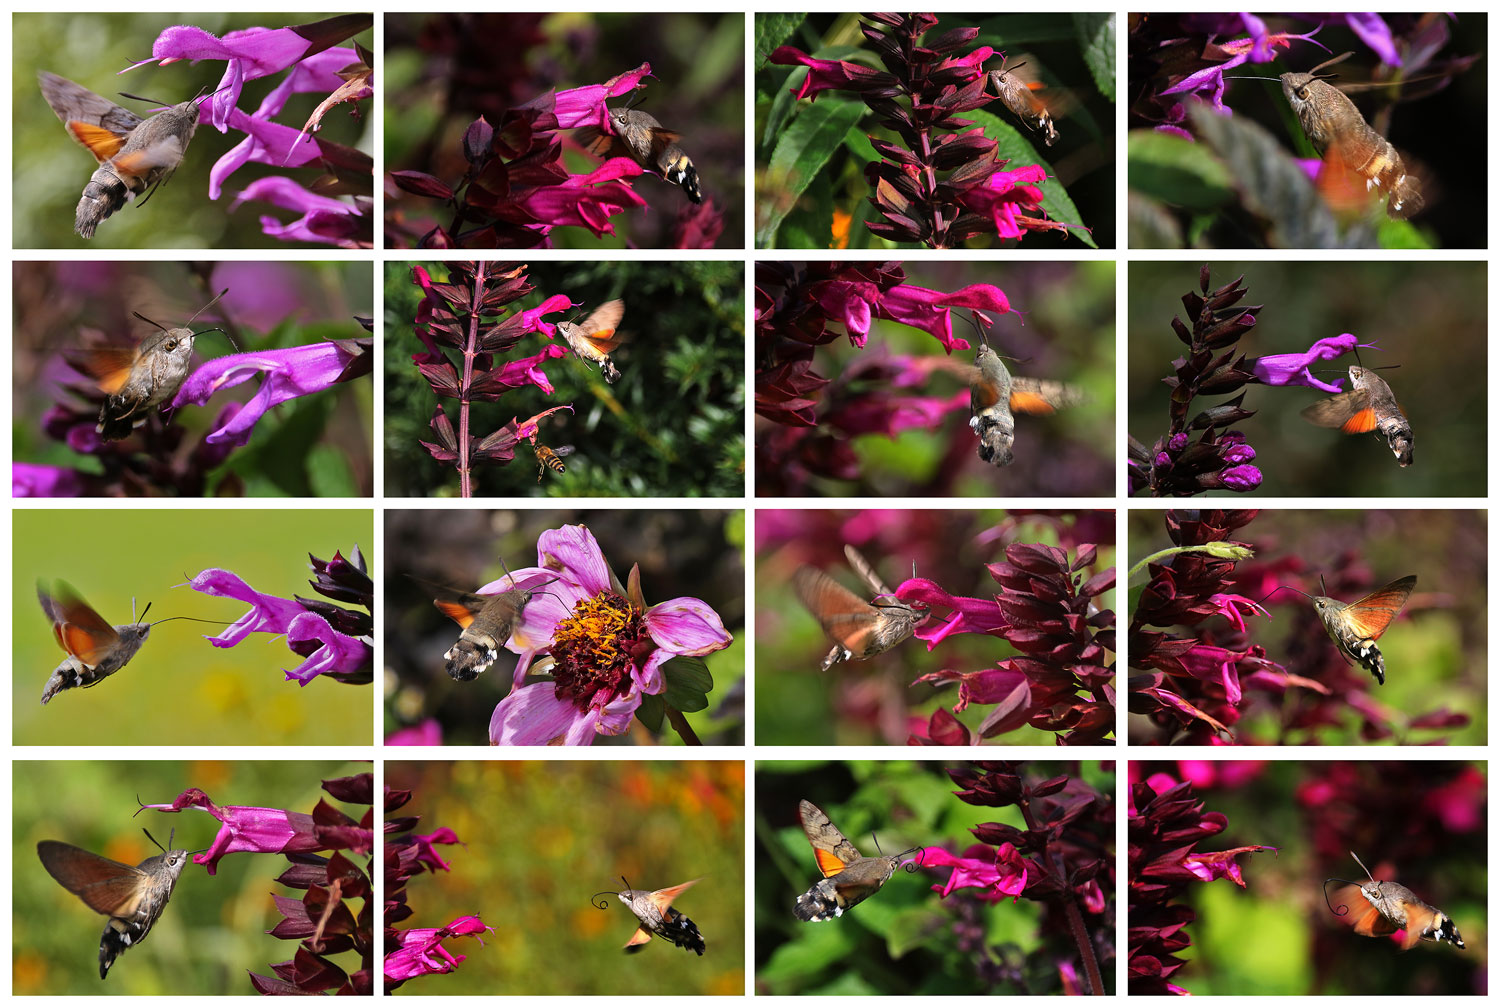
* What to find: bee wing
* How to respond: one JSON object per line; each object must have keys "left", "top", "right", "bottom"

{"left": 38, "top": 72, "right": 142, "bottom": 161}
{"left": 793, "top": 565, "right": 880, "bottom": 653}
{"left": 798, "top": 800, "right": 864, "bottom": 876}
{"left": 1301, "top": 389, "right": 1375, "bottom": 433}
{"left": 1010, "top": 377, "right": 1084, "bottom": 415}
{"left": 37, "top": 840, "right": 150, "bottom": 917}
{"left": 1341, "top": 575, "right": 1416, "bottom": 639}
{"left": 572, "top": 299, "right": 626, "bottom": 353}
{"left": 646, "top": 878, "right": 701, "bottom": 913}
{"left": 37, "top": 581, "right": 120, "bottom": 665}
{"left": 552, "top": 444, "right": 576, "bottom": 459}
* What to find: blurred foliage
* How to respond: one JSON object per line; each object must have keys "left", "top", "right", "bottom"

{"left": 13, "top": 260, "right": 374, "bottom": 497}
{"left": 1126, "top": 508, "right": 1487, "bottom": 745}
{"left": 387, "top": 761, "right": 744, "bottom": 995}
{"left": 756, "top": 760, "right": 1116, "bottom": 995}
{"left": 758, "top": 260, "right": 1115, "bottom": 497}
{"left": 1127, "top": 15, "right": 1485, "bottom": 249}
{"left": 13, "top": 508, "right": 373, "bottom": 746}
{"left": 756, "top": 13, "right": 1116, "bottom": 249}
{"left": 1127, "top": 261, "right": 1485, "bottom": 497}
{"left": 384, "top": 508, "right": 745, "bottom": 746}
{"left": 384, "top": 13, "right": 745, "bottom": 249}
{"left": 14, "top": 759, "right": 366, "bottom": 995}
{"left": 13, "top": 13, "right": 374, "bottom": 249}
{"left": 756, "top": 509, "right": 1115, "bottom": 745}
{"left": 384, "top": 260, "right": 745, "bottom": 497}
{"left": 1135, "top": 760, "right": 1486, "bottom": 995}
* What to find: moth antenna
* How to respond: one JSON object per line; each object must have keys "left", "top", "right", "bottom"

{"left": 869, "top": 832, "right": 884, "bottom": 855}
{"left": 137, "top": 599, "right": 151, "bottom": 623}
{"left": 1308, "top": 50, "right": 1355, "bottom": 78}
{"left": 142, "top": 827, "right": 167, "bottom": 853}
{"left": 1225, "top": 75, "right": 1283, "bottom": 83}
{"left": 1350, "top": 851, "right": 1377, "bottom": 883}
{"left": 1323, "top": 876, "right": 1362, "bottom": 916}
{"left": 1319, "top": 573, "right": 1330, "bottom": 596}
{"left": 622, "top": 88, "right": 647, "bottom": 112}
{"left": 589, "top": 890, "right": 617, "bottom": 910}
{"left": 118, "top": 91, "right": 175, "bottom": 107}
{"left": 185, "top": 288, "right": 230, "bottom": 327}
{"left": 132, "top": 310, "right": 170, "bottom": 334}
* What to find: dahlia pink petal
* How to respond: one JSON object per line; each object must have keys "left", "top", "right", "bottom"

{"left": 644, "top": 598, "right": 732, "bottom": 655}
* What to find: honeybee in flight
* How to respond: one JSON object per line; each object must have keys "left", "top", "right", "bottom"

{"left": 533, "top": 442, "right": 575, "bottom": 481}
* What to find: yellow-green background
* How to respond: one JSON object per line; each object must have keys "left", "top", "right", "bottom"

{"left": 13, "top": 759, "right": 368, "bottom": 995}
{"left": 14, "top": 508, "right": 373, "bottom": 745}
{"left": 13, "top": 13, "right": 373, "bottom": 249}
{"left": 386, "top": 760, "right": 744, "bottom": 995}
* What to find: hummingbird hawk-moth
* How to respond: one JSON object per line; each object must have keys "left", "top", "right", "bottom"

{"left": 38, "top": 581, "right": 157, "bottom": 705}
{"left": 793, "top": 545, "right": 926, "bottom": 672}
{"left": 411, "top": 570, "right": 560, "bottom": 681}
{"left": 38, "top": 71, "right": 205, "bottom": 239}
{"left": 794, "top": 800, "right": 921, "bottom": 922}
{"left": 67, "top": 288, "right": 233, "bottom": 440}
{"left": 968, "top": 331, "right": 1084, "bottom": 468}
{"left": 986, "top": 54, "right": 1059, "bottom": 146}
{"left": 1324, "top": 851, "right": 1464, "bottom": 949}
{"left": 556, "top": 300, "right": 627, "bottom": 384}
{"left": 38, "top": 830, "right": 191, "bottom": 978}
{"left": 1277, "top": 52, "right": 1424, "bottom": 219}
{"left": 577, "top": 97, "right": 703, "bottom": 203}
{"left": 1301, "top": 365, "right": 1413, "bottom": 467}
{"left": 1270, "top": 574, "right": 1416, "bottom": 685}
{"left": 592, "top": 877, "right": 705, "bottom": 955}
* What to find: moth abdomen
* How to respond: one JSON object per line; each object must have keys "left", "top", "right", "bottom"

{"left": 443, "top": 635, "right": 500, "bottom": 682}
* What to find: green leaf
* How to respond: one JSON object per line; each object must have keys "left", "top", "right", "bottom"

{"left": 1128, "top": 129, "right": 1234, "bottom": 210}
{"left": 635, "top": 691, "right": 665, "bottom": 732}
{"left": 1187, "top": 104, "right": 1378, "bottom": 249}
{"left": 755, "top": 12, "right": 804, "bottom": 69}
{"left": 758, "top": 924, "right": 857, "bottom": 983}
{"left": 661, "top": 655, "right": 714, "bottom": 713}
{"left": 967, "top": 108, "right": 1095, "bottom": 247}
{"left": 306, "top": 443, "right": 358, "bottom": 497}
{"left": 886, "top": 906, "right": 948, "bottom": 957}
{"left": 758, "top": 98, "right": 866, "bottom": 246}
{"left": 1072, "top": 13, "right": 1115, "bottom": 102}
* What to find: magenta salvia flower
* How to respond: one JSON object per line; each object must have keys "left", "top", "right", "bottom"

{"left": 131, "top": 17, "right": 373, "bottom": 247}
{"left": 1250, "top": 333, "right": 1361, "bottom": 391}
{"left": 144, "top": 787, "right": 323, "bottom": 875}
{"left": 765, "top": 45, "right": 901, "bottom": 101}
{"left": 488, "top": 524, "right": 732, "bottom": 746}
{"left": 922, "top": 844, "right": 1028, "bottom": 900}
{"left": 509, "top": 158, "right": 648, "bottom": 238}
{"left": 522, "top": 62, "right": 651, "bottom": 130}
{"left": 385, "top": 916, "right": 494, "bottom": 983}
{"left": 13, "top": 463, "right": 85, "bottom": 497}
{"left": 188, "top": 548, "right": 373, "bottom": 686}
{"left": 172, "top": 340, "right": 372, "bottom": 446}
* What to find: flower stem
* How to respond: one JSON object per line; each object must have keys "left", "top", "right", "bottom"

{"left": 456, "top": 262, "right": 487, "bottom": 498}
{"left": 663, "top": 704, "right": 702, "bottom": 746}
{"left": 1055, "top": 863, "right": 1104, "bottom": 996}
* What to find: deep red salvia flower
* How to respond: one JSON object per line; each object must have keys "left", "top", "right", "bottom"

{"left": 930, "top": 762, "right": 1114, "bottom": 994}
{"left": 769, "top": 14, "right": 1077, "bottom": 248}
{"left": 1128, "top": 770, "right": 1273, "bottom": 995}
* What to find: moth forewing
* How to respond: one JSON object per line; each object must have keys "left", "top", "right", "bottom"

{"left": 411, "top": 575, "right": 540, "bottom": 682}
{"left": 1301, "top": 366, "right": 1414, "bottom": 467}
{"left": 792, "top": 550, "right": 923, "bottom": 671}
{"left": 986, "top": 57, "right": 1058, "bottom": 146}
{"left": 1326, "top": 854, "right": 1464, "bottom": 950}
{"left": 37, "top": 581, "right": 153, "bottom": 704}
{"left": 967, "top": 344, "right": 1084, "bottom": 467}
{"left": 1310, "top": 574, "right": 1416, "bottom": 686}
{"left": 616, "top": 878, "right": 705, "bottom": 955}
{"left": 556, "top": 300, "right": 626, "bottom": 383}
{"left": 597, "top": 105, "right": 703, "bottom": 203}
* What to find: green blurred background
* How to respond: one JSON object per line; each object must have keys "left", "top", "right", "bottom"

{"left": 14, "top": 759, "right": 367, "bottom": 995}
{"left": 756, "top": 261, "right": 1115, "bottom": 497}
{"left": 1126, "top": 508, "right": 1487, "bottom": 745}
{"left": 14, "top": 260, "right": 374, "bottom": 497}
{"left": 385, "top": 13, "right": 745, "bottom": 249}
{"left": 1127, "top": 261, "right": 1486, "bottom": 496}
{"left": 386, "top": 760, "right": 744, "bottom": 995}
{"left": 756, "top": 509, "right": 1115, "bottom": 745}
{"left": 384, "top": 260, "right": 745, "bottom": 498}
{"left": 756, "top": 760, "right": 1116, "bottom": 995}
{"left": 1132, "top": 760, "right": 1486, "bottom": 995}
{"left": 13, "top": 13, "right": 373, "bottom": 249}
{"left": 14, "top": 508, "right": 373, "bottom": 746}
{"left": 385, "top": 508, "right": 745, "bottom": 746}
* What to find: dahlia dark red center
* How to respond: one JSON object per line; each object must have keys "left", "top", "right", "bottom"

{"left": 549, "top": 592, "right": 646, "bottom": 709}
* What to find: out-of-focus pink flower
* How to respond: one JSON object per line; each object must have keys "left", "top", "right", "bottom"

{"left": 386, "top": 719, "right": 443, "bottom": 746}
{"left": 13, "top": 463, "right": 85, "bottom": 497}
